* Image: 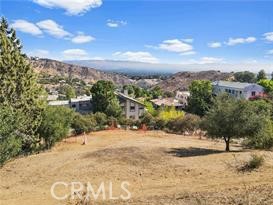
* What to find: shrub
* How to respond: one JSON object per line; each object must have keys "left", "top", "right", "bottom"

{"left": 93, "top": 112, "right": 108, "bottom": 128}
{"left": 0, "top": 135, "right": 22, "bottom": 165}
{"left": 155, "top": 118, "right": 167, "bottom": 130}
{"left": 239, "top": 154, "right": 264, "bottom": 172}
{"left": 140, "top": 112, "right": 156, "bottom": 129}
{"left": 71, "top": 113, "right": 90, "bottom": 135}
{"left": 244, "top": 119, "right": 273, "bottom": 149}
{"left": 158, "top": 106, "right": 184, "bottom": 121}
{"left": 107, "top": 116, "right": 118, "bottom": 127}
{"left": 166, "top": 114, "right": 200, "bottom": 134}
{"left": 38, "top": 106, "right": 74, "bottom": 149}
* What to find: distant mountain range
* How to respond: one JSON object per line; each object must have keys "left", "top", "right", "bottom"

{"left": 31, "top": 58, "right": 237, "bottom": 92}
{"left": 65, "top": 59, "right": 273, "bottom": 76}
{"left": 65, "top": 60, "right": 173, "bottom": 76}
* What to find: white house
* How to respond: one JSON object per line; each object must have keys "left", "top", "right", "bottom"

{"left": 175, "top": 91, "right": 190, "bottom": 107}
{"left": 212, "top": 81, "right": 265, "bottom": 100}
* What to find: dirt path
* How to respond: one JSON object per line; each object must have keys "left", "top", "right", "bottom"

{"left": 1, "top": 130, "right": 273, "bottom": 205}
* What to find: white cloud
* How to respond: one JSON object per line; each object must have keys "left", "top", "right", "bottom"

{"left": 182, "top": 38, "right": 194, "bottom": 43}
{"left": 113, "top": 51, "right": 159, "bottom": 63}
{"left": 27, "top": 49, "right": 50, "bottom": 58}
{"left": 71, "top": 33, "right": 95, "bottom": 43}
{"left": 36, "top": 19, "right": 71, "bottom": 38}
{"left": 33, "top": 0, "right": 102, "bottom": 15}
{"left": 226, "top": 37, "right": 256, "bottom": 46}
{"left": 106, "top": 19, "right": 127, "bottom": 28}
{"left": 10, "top": 20, "right": 42, "bottom": 36}
{"left": 199, "top": 57, "right": 224, "bottom": 64}
{"left": 62, "top": 49, "right": 89, "bottom": 60}
{"left": 159, "top": 39, "right": 193, "bottom": 53}
{"left": 263, "top": 32, "right": 273, "bottom": 42}
{"left": 180, "top": 51, "right": 196, "bottom": 56}
{"left": 208, "top": 42, "right": 222, "bottom": 48}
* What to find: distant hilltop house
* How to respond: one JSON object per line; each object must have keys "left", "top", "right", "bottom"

{"left": 175, "top": 91, "right": 190, "bottom": 107}
{"left": 212, "top": 81, "right": 265, "bottom": 100}
{"left": 151, "top": 97, "right": 184, "bottom": 110}
{"left": 150, "top": 91, "right": 190, "bottom": 110}
{"left": 48, "top": 91, "right": 145, "bottom": 119}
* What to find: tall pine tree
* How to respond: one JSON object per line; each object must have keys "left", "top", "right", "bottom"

{"left": 0, "top": 17, "right": 46, "bottom": 152}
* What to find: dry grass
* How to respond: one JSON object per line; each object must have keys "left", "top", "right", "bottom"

{"left": 1, "top": 130, "right": 273, "bottom": 205}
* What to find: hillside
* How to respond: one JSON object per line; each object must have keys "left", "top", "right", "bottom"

{"left": 155, "top": 70, "right": 234, "bottom": 92}
{"left": 1, "top": 130, "right": 272, "bottom": 205}
{"left": 30, "top": 58, "right": 134, "bottom": 85}
{"left": 30, "top": 58, "right": 235, "bottom": 91}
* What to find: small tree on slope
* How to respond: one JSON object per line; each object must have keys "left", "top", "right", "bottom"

{"left": 202, "top": 94, "right": 264, "bottom": 151}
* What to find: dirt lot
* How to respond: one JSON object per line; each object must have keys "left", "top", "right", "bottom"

{"left": 1, "top": 130, "right": 273, "bottom": 205}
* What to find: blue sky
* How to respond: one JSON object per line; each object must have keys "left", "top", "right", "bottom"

{"left": 1, "top": 0, "right": 273, "bottom": 71}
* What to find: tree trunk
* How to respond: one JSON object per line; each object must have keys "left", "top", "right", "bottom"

{"left": 224, "top": 137, "right": 230, "bottom": 152}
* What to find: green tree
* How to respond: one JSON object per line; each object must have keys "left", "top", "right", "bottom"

{"left": 245, "top": 119, "right": 273, "bottom": 149}
{"left": 144, "top": 101, "right": 157, "bottom": 116}
{"left": 150, "top": 86, "right": 163, "bottom": 99}
{"left": 91, "top": 80, "right": 121, "bottom": 117}
{"left": 65, "top": 85, "right": 76, "bottom": 99}
{"left": 258, "top": 79, "right": 273, "bottom": 93}
{"left": 202, "top": 94, "right": 265, "bottom": 151}
{"left": 38, "top": 106, "right": 74, "bottom": 149}
{"left": 0, "top": 106, "right": 24, "bottom": 165}
{"left": 257, "top": 69, "right": 267, "bottom": 81}
{"left": 234, "top": 71, "right": 256, "bottom": 83}
{"left": 0, "top": 17, "right": 46, "bottom": 152}
{"left": 186, "top": 80, "right": 213, "bottom": 116}
{"left": 59, "top": 85, "right": 76, "bottom": 99}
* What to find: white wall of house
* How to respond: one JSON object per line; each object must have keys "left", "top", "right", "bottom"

{"left": 175, "top": 91, "right": 190, "bottom": 106}
{"left": 213, "top": 82, "right": 264, "bottom": 99}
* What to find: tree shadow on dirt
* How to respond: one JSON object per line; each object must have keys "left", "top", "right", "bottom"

{"left": 166, "top": 147, "right": 226, "bottom": 157}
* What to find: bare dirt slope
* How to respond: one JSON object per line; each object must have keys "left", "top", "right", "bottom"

{"left": 1, "top": 130, "right": 273, "bottom": 205}
{"left": 31, "top": 58, "right": 133, "bottom": 85}
{"left": 155, "top": 70, "right": 233, "bottom": 92}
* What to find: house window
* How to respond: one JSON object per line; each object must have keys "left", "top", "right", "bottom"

{"left": 130, "top": 102, "right": 135, "bottom": 112}
{"left": 251, "top": 91, "right": 256, "bottom": 96}
{"left": 130, "top": 106, "right": 135, "bottom": 112}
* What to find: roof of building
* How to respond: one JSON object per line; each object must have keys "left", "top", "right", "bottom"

{"left": 176, "top": 91, "right": 190, "bottom": 96}
{"left": 47, "top": 94, "right": 59, "bottom": 101}
{"left": 115, "top": 92, "right": 145, "bottom": 106}
{"left": 151, "top": 98, "right": 184, "bottom": 107}
{"left": 212, "top": 81, "right": 260, "bottom": 89}
{"left": 48, "top": 100, "right": 69, "bottom": 106}
{"left": 70, "top": 96, "right": 92, "bottom": 103}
